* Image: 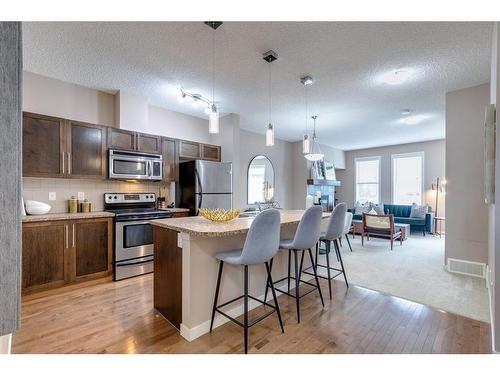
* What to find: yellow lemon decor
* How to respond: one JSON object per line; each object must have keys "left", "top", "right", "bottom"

{"left": 199, "top": 208, "right": 241, "bottom": 222}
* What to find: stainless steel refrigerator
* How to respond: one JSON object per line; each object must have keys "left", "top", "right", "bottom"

{"left": 176, "top": 160, "right": 233, "bottom": 215}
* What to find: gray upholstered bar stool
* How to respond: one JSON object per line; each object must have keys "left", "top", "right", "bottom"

{"left": 209, "top": 208, "right": 284, "bottom": 354}
{"left": 265, "top": 205, "right": 324, "bottom": 323}
{"left": 306, "top": 203, "right": 349, "bottom": 300}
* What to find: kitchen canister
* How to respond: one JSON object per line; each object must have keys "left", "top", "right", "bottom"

{"left": 81, "top": 199, "right": 92, "bottom": 213}
{"left": 68, "top": 196, "right": 78, "bottom": 214}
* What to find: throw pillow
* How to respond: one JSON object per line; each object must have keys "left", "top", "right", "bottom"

{"left": 368, "top": 208, "right": 377, "bottom": 215}
{"left": 354, "top": 201, "right": 370, "bottom": 215}
{"left": 372, "top": 203, "right": 385, "bottom": 215}
{"left": 410, "top": 203, "right": 428, "bottom": 219}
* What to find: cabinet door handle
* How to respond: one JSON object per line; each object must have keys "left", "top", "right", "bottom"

{"left": 65, "top": 224, "right": 69, "bottom": 248}
{"left": 72, "top": 223, "right": 75, "bottom": 248}
{"left": 67, "top": 152, "right": 71, "bottom": 174}
{"left": 62, "top": 152, "right": 65, "bottom": 174}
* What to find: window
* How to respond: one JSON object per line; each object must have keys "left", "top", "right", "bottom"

{"left": 355, "top": 156, "right": 381, "bottom": 204}
{"left": 392, "top": 152, "right": 424, "bottom": 205}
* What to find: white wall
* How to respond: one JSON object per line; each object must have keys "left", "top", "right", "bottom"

{"left": 23, "top": 71, "right": 115, "bottom": 126}
{"left": 335, "top": 140, "right": 446, "bottom": 215}
{"left": 445, "top": 83, "right": 489, "bottom": 265}
{"left": 490, "top": 22, "right": 500, "bottom": 352}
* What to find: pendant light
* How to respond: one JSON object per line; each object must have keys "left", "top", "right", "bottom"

{"left": 263, "top": 50, "right": 277, "bottom": 146}
{"left": 205, "top": 22, "right": 222, "bottom": 134}
{"left": 301, "top": 75, "right": 313, "bottom": 155}
{"left": 305, "top": 115, "right": 324, "bottom": 161}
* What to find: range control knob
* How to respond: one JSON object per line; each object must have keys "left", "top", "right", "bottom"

{"left": 114, "top": 195, "right": 118, "bottom": 199}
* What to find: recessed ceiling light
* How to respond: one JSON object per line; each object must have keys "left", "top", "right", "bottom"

{"left": 377, "top": 69, "right": 415, "bottom": 85}
{"left": 401, "top": 109, "right": 413, "bottom": 116}
{"left": 398, "top": 114, "right": 430, "bottom": 125}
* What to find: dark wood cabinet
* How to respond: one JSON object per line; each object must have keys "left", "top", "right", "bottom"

{"left": 161, "top": 137, "right": 179, "bottom": 182}
{"left": 137, "top": 132, "right": 161, "bottom": 153}
{"left": 107, "top": 127, "right": 136, "bottom": 151}
{"left": 179, "top": 140, "right": 202, "bottom": 159}
{"left": 74, "top": 218, "right": 112, "bottom": 280}
{"left": 23, "top": 112, "right": 66, "bottom": 177}
{"left": 67, "top": 120, "right": 107, "bottom": 178}
{"left": 201, "top": 144, "right": 221, "bottom": 161}
{"left": 22, "top": 221, "right": 68, "bottom": 292}
{"left": 22, "top": 217, "right": 113, "bottom": 293}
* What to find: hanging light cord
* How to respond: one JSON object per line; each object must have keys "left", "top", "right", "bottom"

{"left": 268, "top": 62, "right": 272, "bottom": 125}
{"left": 212, "top": 28, "right": 216, "bottom": 106}
{"left": 305, "top": 85, "right": 308, "bottom": 134}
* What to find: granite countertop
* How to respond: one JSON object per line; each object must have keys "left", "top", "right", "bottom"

{"left": 151, "top": 210, "right": 330, "bottom": 238}
{"left": 22, "top": 211, "right": 115, "bottom": 223}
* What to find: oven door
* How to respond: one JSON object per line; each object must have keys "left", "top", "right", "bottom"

{"left": 115, "top": 220, "right": 154, "bottom": 262}
{"left": 109, "top": 154, "right": 150, "bottom": 180}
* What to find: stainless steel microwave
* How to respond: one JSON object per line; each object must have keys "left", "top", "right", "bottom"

{"left": 108, "top": 149, "right": 163, "bottom": 181}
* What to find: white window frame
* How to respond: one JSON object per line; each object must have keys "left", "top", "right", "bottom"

{"left": 354, "top": 156, "right": 381, "bottom": 204}
{"left": 391, "top": 151, "right": 425, "bottom": 205}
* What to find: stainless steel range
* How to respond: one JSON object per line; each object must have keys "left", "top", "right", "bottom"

{"left": 104, "top": 193, "right": 171, "bottom": 280}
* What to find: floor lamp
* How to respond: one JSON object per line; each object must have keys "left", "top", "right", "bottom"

{"left": 431, "top": 177, "right": 446, "bottom": 232}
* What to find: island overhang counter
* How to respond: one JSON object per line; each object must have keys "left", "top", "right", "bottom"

{"left": 151, "top": 210, "right": 330, "bottom": 341}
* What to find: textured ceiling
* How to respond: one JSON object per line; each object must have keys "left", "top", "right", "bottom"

{"left": 22, "top": 22, "right": 492, "bottom": 150}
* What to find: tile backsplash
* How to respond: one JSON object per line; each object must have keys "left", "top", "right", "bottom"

{"left": 23, "top": 178, "right": 173, "bottom": 213}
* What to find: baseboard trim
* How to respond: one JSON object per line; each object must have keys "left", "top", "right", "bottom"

{"left": 486, "top": 265, "right": 498, "bottom": 353}
{"left": 180, "top": 275, "right": 314, "bottom": 342}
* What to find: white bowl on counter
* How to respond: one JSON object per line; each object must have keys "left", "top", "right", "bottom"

{"left": 25, "top": 200, "right": 52, "bottom": 215}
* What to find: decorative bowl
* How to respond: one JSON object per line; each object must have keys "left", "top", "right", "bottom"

{"left": 25, "top": 200, "right": 51, "bottom": 215}
{"left": 199, "top": 208, "right": 241, "bottom": 222}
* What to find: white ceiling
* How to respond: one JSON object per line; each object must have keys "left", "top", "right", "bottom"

{"left": 22, "top": 22, "right": 492, "bottom": 150}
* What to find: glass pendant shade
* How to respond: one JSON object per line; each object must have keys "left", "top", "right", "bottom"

{"left": 304, "top": 138, "right": 324, "bottom": 161}
{"left": 302, "top": 134, "right": 310, "bottom": 154}
{"left": 208, "top": 104, "right": 219, "bottom": 134}
{"left": 266, "top": 123, "right": 274, "bottom": 146}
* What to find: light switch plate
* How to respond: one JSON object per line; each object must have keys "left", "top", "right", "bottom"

{"left": 48, "top": 192, "right": 56, "bottom": 201}
{"left": 77, "top": 192, "right": 85, "bottom": 200}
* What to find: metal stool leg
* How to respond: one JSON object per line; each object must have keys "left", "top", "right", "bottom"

{"left": 265, "top": 261, "right": 284, "bottom": 333}
{"left": 243, "top": 265, "right": 249, "bottom": 354}
{"left": 287, "top": 250, "right": 291, "bottom": 293}
{"left": 334, "top": 240, "right": 349, "bottom": 288}
{"left": 325, "top": 241, "right": 332, "bottom": 300}
{"left": 293, "top": 249, "right": 301, "bottom": 323}
{"left": 308, "top": 248, "right": 324, "bottom": 307}
{"left": 263, "top": 257, "right": 274, "bottom": 303}
{"left": 345, "top": 234, "right": 353, "bottom": 252}
{"left": 210, "top": 261, "right": 224, "bottom": 332}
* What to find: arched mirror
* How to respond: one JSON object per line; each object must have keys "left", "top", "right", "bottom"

{"left": 247, "top": 155, "right": 275, "bottom": 204}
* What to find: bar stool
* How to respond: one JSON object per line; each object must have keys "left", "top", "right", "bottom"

{"left": 209, "top": 208, "right": 284, "bottom": 354}
{"left": 306, "top": 203, "right": 349, "bottom": 300}
{"left": 265, "top": 205, "right": 324, "bottom": 323}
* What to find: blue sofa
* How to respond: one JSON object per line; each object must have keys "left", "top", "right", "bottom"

{"left": 349, "top": 204, "right": 434, "bottom": 235}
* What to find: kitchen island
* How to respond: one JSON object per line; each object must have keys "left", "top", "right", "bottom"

{"left": 151, "top": 210, "right": 329, "bottom": 341}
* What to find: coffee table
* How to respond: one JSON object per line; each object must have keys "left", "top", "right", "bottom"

{"left": 350, "top": 220, "right": 409, "bottom": 241}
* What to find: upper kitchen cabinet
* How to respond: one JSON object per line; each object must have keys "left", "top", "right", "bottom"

{"left": 179, "top": 140, "right": 202, "bottom": 159}
{"left": 162, "top": 137, "right": 179, "bottom": 182}
{"left": 67, "top": 120, "right": 107, "bottom": 178}
{"left": 137, "top": 132, "right": 161, "bottom": 153}
{"left": 201, "top": 143, "right": 221, "bottom": 161}
{"left": 107, "top": 127, "right": 161, "bottom": 154}
{"left": 107, "top": 127, "right": 136, "bottom": 151}
{"left": 23, "top": 112, "right": 66, "bottom": 177}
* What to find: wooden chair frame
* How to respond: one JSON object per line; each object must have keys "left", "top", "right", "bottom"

{"left": 361, "top": 213, "right": 403, "bottom": 250}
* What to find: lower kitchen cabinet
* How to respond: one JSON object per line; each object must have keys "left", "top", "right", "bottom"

{"left": 22, "top": 217, "right": 113, "bottom": 294}
{"left": 22, "top": 221, "right": 68, "bottom": 291}
{"left": 74, "top": 218, "right": 113, "bottom": 280}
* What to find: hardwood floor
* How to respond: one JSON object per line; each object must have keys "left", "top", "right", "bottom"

{"left": 12, "top": 274, "right": 491, "bottom": 354}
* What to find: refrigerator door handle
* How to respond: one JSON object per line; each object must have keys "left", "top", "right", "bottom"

{"left": 195, "top": 169, "right": 202, "bottom": 213}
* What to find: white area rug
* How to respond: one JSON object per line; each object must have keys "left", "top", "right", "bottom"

{"left": 322, "top": 234, "right": 490, "bottom": 323}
